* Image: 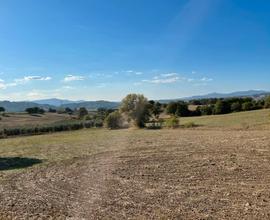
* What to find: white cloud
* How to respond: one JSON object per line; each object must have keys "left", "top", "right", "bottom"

{"left": 15, "top": 75, "right": 52, "bottom": 84}
{"left": 161, "top": 73, "right": 178, "bottom": 77}
{"left": 142, "top": 73, "right": 180, "bottom": 84}
{"left": 0, "top": 75, "right": 52, "bottom": 89}
{"left": 64, "top": 75, "right": 85, "bottom": 82}
{"left": 143, "top": 76, "right": 180, "bottom": 84}
{"left": 0, "top": 83, "right": 6, "bottom": 89}
{"left": 200, "top": 77, "right": 213, "bottom": 82}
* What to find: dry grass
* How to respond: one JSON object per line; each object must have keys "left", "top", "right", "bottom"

{"left": 0, "top": 113, "right": 72, "bottom": 129}
{"left": 181, "top": 109, "right": 270, "bottom": 129}
{"left": 1, "top": 110, "right": 270, "bottom": 218}
{"left": 0, "top": 128, "right": 270, "bottom": 219}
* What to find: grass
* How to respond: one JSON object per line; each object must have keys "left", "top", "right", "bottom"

{"left": 1, "top": 110, "right": 270, "bottom": 218}
{"left": 0, "top": 112, "right": 73, "bottom": 129}
{"left": 180, "top": 109, "right": 270, "bottom": 129}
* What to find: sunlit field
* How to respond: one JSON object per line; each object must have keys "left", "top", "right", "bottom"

{"left": 1, "top": 110, "right": 270, "bottom": 219}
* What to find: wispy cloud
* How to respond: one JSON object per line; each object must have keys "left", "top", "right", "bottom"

{"left": 64, "top": 75, "right": 85, "bottom": 82}
{"left": 142, "top": 73, "right": 181, "bottom": 84}
{"left": 15, "top": 76, "right": 52, "bottom": 84}
{"left": 139, "top": 72, "right": 213, "bottom": 85}
{"left": 200, "top": 77, "right": 213, "bottom": 82}
{"left": 0, "top": 75, "right": 52, "bottom": 89}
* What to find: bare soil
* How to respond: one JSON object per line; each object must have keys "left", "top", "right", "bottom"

{"left": 1, "top": 129, "right": 270, "bottom": 219}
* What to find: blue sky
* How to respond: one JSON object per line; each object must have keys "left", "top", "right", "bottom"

{"left": 0, "top": 0, "right": 269, "bottom": 101}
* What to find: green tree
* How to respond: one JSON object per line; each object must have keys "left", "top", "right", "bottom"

{"left": 199, "top": 105, "right": 213, "bottom": 115}
{"left": 120, "top": 94, "right": 149, "bottom": 128}
{"left": 166, "top": 102, "right": 178, "bottom": 115}
{"left": 264, "top": 96, "right": 270, "bottom": 108}
{"left": 231, "top": 102, "right": 242, "bottom": 112}
{"left": 214, "top": 100, "right": 230, "bottom": 115}
{"left": 175, "top": 103, "right": 190, "bottom": 117}
{"left": 0, "top": 107, "right": 5, "bottom": 112}
{"left": 25, "top": 107, "right": 45, "bottom": 114}
{"left": 78, "top": 107, "right": 88, "bottom": 119}
{"left": 104, "top": 111, "right": 123, "bottom": 129}
{"left": 242, "top": 102, "right": 253, "bottom": 111}
{"left": 148, "top": 101, "right": 162, "bottom": 119}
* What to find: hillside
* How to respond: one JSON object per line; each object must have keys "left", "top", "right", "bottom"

{"left": 0, "top": 101, "right": 54, "bottom": 112}
{"left": 181, "top": 109, "right": 270, "bottom": 129}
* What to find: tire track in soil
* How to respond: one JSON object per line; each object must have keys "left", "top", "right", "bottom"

{"left": 0, "top": 131, "right": 133, "bottom": 219}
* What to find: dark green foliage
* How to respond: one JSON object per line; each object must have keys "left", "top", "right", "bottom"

{"left": 0, "top": 120, "right": 104, "bottom": 139}
{"left": 78, "top": 107, "right": 88, "bottom": 119}
{"left": 242, "top": 102, "right": 253, "bottom": 111}
{"left": 214, "top": 100, "right": 231, "bottom": 115}
{"left": 25, "top": 107, "right": 45, "bottom": 114}
{"left": 0, "top": 107, "right": 5, "bottom": 112}
{"left": 264, "top": 96, "right": 270, "bottom": 108}
{"left": 166, "top": 102, "right": 191, "bottom": 117}
{"left": 198, "top": 105, "right": 213, "bottom": 115}
{"left": 65, "top": 107, "right": 74, "bottom": 114}
{"left": 231, "top": 102, "right": 242, "bottom": 112}
{"left": 48, "top": 108, "right": 57, "bottom": 113}
{"left": 148, "top": 101, "right": 163, "bottom": 119}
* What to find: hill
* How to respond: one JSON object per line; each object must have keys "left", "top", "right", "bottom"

{"left": 0, "top": 101, "right": 54, "bottom": 112}
{"left": 181, "top": 109, "right": 270, "bottom": 129}
{"left": 34, "top": 98, "right": 85, "bottom": 107}
{"left": 61, "top": 100, "right": 120, "bottom": 110}
{"left": 159, "top": 90, "right": 269, "bottom": 103}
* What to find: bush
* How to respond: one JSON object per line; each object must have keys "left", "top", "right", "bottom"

{"left": 25, "top": 107, "right": 45, "bottom": 114}
{"left": 165, "top": 116, "right": 179, "bottom": 128}
{"left": 104, "top": 111, "right": 123, "bottom": 129}
{"left": 182, "top": 122, "right": 197, "bottom": 128}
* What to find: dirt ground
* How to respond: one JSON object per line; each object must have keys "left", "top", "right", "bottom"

{"left": 1, "top": 129, "right": 270, "bottom": 219}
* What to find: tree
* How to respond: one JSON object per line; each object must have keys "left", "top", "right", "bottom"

{"left": 214, "top": 100, "right": 230, "bottom": 114}
{"left": 264, "top": 96, "right": 270, "bottom": 108}
{"left": 166, "top": 102, "right": 178, "bottom": 115}
{"left": 199, "top": 105, "right": 213, "bottom": 115}
{"left": 119, "top": 94, "right": 149, "bottom": 128}
{"left": 78, "top": 107, "right": 88, "bottom": 119}
{"left": 242, "top": 102, "right": 253, "bottom": 111}
{"left": 231, "top": 102, "right": 242, "bottom": 112}
{"left": 175, "top": 103, "right": 190, "bottom": 117}
{"left": 25, "top": 107, "right": 45, "bottom": 114}
{"left": 104, "top": 111, "right": 123, "bottom": 129}
{"left": 0, "top": 107, "right": 5, "bottom": 112}
{"left": 48, "top": 108, "right": 57, "bottom": 113}
{"left": 148, "top": 101, "right": 162, "bottom": 119}
{"left": 65, "top": 107, "right": 73, "bottom": 114}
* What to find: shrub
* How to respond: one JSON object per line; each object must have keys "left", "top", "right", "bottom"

{"left": 78, "top": 107, "right": 88, "bottom": 119}
{"left": 182, "top": 122, "right": 197, "bottom": 128}
{"left": 104, "top": 111, "right": 123, "bottom": 129}
{"left": 165, "top": 116, "right": 179, "bottom": 128}
{"left": 25, "top": 107, "right": 45, "bottom": 114}
{"left": 242, "top": 102, "right": 253, "bottom": 111}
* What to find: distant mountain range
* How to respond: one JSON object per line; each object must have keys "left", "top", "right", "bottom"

{"left": 0, "top": 90, "right": 269, "bottom": 112}
{"left": 159, "top": 90, "right": 270, "bottom": 103}
{"left": 34, "top": 98, "right": 85, "bottom": 107}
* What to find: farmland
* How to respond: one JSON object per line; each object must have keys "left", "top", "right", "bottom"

{"left": 0, "top": 113, "right": 72, "bottom": 129}
{"left": 0, "top": 110, "right": 270, "bottom": 219}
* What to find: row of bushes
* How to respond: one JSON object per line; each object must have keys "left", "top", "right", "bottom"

{"left": 0, "top": 120, "right": 104, "bottom": 138}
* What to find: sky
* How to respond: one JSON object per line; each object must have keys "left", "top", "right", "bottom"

{"left": 0, "top": 0, "right": 270, "bottom": 101}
